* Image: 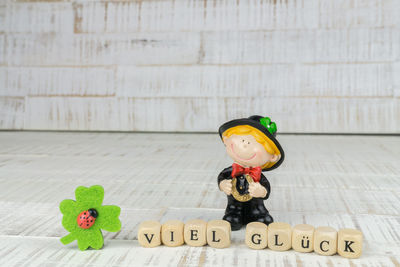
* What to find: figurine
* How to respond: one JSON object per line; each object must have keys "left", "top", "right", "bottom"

{"left": 217, "top": 116, "right": 284, "bottom": 230}
{"left": 60, "top": 185, "right": 122, "bottom": 250}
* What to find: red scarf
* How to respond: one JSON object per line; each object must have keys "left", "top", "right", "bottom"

{"left": 231, "top": 163, "right": 262, "bottom": 182}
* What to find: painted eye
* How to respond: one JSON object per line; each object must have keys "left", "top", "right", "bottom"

{"left": 247, "top": 142, "right": 250, "bottom": 144}
{"left": 242, "top": 139, "right": 244, "bottom": 142}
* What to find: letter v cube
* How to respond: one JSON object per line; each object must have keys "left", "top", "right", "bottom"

{"left": 138, "top": 221, "right": 161, "bottom": 248}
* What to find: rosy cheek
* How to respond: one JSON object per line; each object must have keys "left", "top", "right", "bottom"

{"left": 254, "top": 147, "right": 262, "bottom": 155}
{"left": 255, "top": 150, "right": 266, "bottom": 161}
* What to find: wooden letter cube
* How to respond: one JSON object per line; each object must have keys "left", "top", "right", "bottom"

{"left": 207, "top": 220, "right": 231, "bottom": 248}
{"left": 184, "top": 219, "right": 207, "bottom": 247}
{"left": 314, "top": 226, "right": 337, "bottom": 256}
{"left": 137, "top": 220, "right": 161, "bottom": 248}
{"left": 161, "top": 220, "right": 184, "bottom": 247}
{"left": 292, "top": 224, "right": 314, "bottom": 253}
{"left": 338, "top": 228, "right": 363, "bottom": 258}
{"left": 245, "top": 222, "right": 268, "bottom": 250}
{"left": 267, "top": 222, "right": 292, "bottom": 251}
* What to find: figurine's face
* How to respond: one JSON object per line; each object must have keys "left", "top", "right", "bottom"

{"left": 223, "top": 134, "right": 278, "bottom": 167}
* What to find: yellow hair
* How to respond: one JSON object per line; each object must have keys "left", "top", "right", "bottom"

{"left": 222, "top": 125, "right": 280, "bottom": 169}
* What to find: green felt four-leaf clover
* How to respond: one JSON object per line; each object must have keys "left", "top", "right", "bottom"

{"left": 60, "top": 185, "right": 121, "bottom": 251}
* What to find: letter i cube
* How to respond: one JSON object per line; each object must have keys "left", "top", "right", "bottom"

{"left": 161, "top": 220, "right": 184, "bottom": 247}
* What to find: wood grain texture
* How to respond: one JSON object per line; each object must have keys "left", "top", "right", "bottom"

{"left": 0, "top": 97, "right": 25, "bottom": 129}
{"left": 23, "top": 97, "right": 399, "bottom": 132}
{"left": 0, "top": 67, "right": 115, "bottom": 96}
{"left": 202, "top": 28, "right": 399, "bottom": 64}
{"left": 72, "top": 0, "right": 398, "bottom": 33}
{"left": 0, "top": 5, "right": 5, "bottom": 33}
{"left": 394, "top": 62, "right": 400, "bottom": 97}
{"left": 116, "top": 64, "right": 395, "bottom": 97}
{"left": 4, "top": 2, "right": 74, "bottom": 33}
{"left": 3, "top": 33, "right": 201, "bottom": 66}
{"left": 0, "top": 0, "right": 399, "bottom": 132}
{"left": 0, "top": 132, "right": 399, "bottom": 266}
{"left": 73, "top": 0, "right": 319, "bottom": 33}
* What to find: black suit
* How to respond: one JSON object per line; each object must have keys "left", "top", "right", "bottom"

{"left": 218, "top": 166, "right": 273, "bottom": 230}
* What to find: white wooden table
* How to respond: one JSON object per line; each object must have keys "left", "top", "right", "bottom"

{"left": 0, "top": 132, "right": 399, "bottom": 266}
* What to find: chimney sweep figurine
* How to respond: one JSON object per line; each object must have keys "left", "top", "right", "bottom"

{"left": 218, "top": 116, "right": 284, "bottom": 231}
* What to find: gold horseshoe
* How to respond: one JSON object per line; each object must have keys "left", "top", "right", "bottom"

{"left": 231, "top": 174, "right": 253, "bottom": 202}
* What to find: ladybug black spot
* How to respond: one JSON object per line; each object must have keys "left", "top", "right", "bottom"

{"left": 84, "top": 212, "right": 86, "bottom": 215}
{"left": 87, "top": 224, "right": 89, "bottom": 227}
{"left": 91, "top": 220, "right": 93, "bottom": 222}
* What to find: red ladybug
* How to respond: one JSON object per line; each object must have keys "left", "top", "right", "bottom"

{"left": 77, "top": 209, "right": 98, "bottom": 229}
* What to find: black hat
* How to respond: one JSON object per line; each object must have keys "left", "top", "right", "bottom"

{"left": 218, "top": 115, "right": 284, "bottom": 171}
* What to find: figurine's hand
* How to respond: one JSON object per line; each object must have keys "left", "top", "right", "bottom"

{"left": 219, "top": 180, "right": 232, "bottom": 195}
{"left": 248, "top": 182, "right": 267, "bottom": 198}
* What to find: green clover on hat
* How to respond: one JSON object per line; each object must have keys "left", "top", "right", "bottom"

{"left": 259, "top": 116, "right": 277, "bottom": 135}
{"left": 60, "top": 185, "right": 121, "bottom": 250}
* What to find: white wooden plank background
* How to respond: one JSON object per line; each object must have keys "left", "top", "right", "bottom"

{"left": 0, "top": 132, "right": 399, "bottom": 266}
{"left": 0, "top": 0, "right": 399, "bottom": 133}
